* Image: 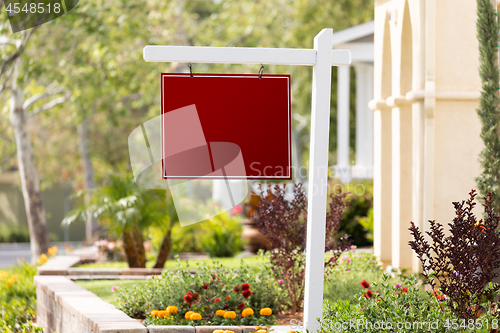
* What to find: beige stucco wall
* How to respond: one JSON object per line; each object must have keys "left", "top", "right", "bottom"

{"left": 372, "top": 0, "right": 485, "bottom": 271}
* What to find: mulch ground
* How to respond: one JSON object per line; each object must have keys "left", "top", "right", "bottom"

{"left": 275, "top": 310, "right": 303, "bottom": 326}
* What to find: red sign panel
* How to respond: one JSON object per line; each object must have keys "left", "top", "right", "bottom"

{"left": 161, "top": 73, "right": 291, "bottom": 180}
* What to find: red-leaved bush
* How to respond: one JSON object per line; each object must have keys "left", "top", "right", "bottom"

{"left": 409, "top": 189, "right": 500, "bottom": 320}
{"left": 251, "top": 183, "right": 350, "bottom": 313}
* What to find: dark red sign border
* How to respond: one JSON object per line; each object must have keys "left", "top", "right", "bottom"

{"left": 161, "top": 73, "right": 292, "bottom": 180}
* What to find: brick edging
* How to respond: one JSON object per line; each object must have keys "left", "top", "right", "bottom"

{"left": 35, "top": 275, "right": 146, "bottom": 333}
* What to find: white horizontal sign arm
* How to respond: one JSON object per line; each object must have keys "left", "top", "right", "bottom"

{"left": 143, "top": 45, "right": 351, "bottom": 67}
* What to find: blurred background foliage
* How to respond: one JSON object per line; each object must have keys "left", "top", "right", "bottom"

{"left": 0, "top": 0, "right": 374, "bottom": 187}
{"left": 0, "top": 0, "right": 374, "bottom": 247}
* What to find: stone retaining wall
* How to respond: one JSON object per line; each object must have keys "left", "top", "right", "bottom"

{"left": 35, "top": 276, "right": 293, "bottom": 333}
{"left": 35, "top": 276, "right": 147, "bottom": 333}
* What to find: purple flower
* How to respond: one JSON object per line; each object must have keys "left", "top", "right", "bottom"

{"left": 346, "top": 270, "right": 351, "bottom": 273}
{"left": 341, "top": 256, "right": 348, "bottom": 261}
{"left": 395, "top": 284, "right": 401, "bottom": 289}
{"left": 287, "top": 258, "right": 291, "bottom": 262}
{"left": 350, "top": 245, "right": 356, "bottom": 250}
{"left": 347, "top": 258, "right": 351, "bottom": 264}
{"left": 330, "top": 257, "right": 335, "bottom": 262}
{"left": 278, "top": 279, "right": 283, "bottom": 284}
{"left": 111, "top": 286, "right": 118, "bottom": 292}
{"left": 372, "top": 260, "right": 376, "bottom": 263}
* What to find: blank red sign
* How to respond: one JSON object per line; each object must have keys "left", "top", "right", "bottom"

{"left": 161, "top": 73, "right": 291, "bottom": 180}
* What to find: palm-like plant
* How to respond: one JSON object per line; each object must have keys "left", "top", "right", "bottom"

{"left": 63, "top": 173, "right": 177, "bottom": 268}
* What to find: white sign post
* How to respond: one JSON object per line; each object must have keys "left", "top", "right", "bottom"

{"left": 144, "top": 29, "right": 351, "bottom": 332}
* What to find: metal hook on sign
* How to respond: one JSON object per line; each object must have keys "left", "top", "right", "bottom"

{"left": 188, "top": 63, "right": 193, "bottom": 78}
{"left": 258, "top": 64, "right": 264, "bottom": 79}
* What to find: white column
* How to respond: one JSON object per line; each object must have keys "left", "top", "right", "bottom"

{"left": 303, "top": 29, "right": 334, "bottom": 333}
{"left": 337, "top": 65, "right": 351, "bottom": 182}
{"left": 354, "top": 63, "right": 374, "bottom": 178}
{"left": 391, "top": 103, "right": 413, "bottom": 270}
{"left": 372, "top": 104, "right": 392, "bottom": 266}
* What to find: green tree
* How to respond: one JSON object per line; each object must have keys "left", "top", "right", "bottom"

{"left": 64, "top": 173, "right": 176, "bottom": 268}
{"left": 476, "top": 0, "right": 500, "bottom": 211}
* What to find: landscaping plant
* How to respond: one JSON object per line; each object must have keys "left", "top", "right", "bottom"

{"left": 117, "top": 256, "right": 284, "bottom": 325}
{"left": 199, "top": 211, "right": 243, "bottom": 258}
{"left": 251, "top": 183, "right": 351, "bottom": 313}
{"left": 476, "top": 0, "right": 500, "bottom": 212}
{"left": 321, "top": 274, "right": 500, "bottom": 333}
{"left": 409, "top": 189, "right": 500, "bottom": 321}
{"left": 0, "top": 260, "right": 42, "bottom": 333}
{"left": 63, "top": 173, "right": 177, "bottom": 268}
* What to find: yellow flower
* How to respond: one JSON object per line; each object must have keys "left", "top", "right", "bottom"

{"left": 256, "top": 330, "right": 267, "bottom": 333}
{"left": 223, "top": 331, "right": 235, "bottom": 333}
{"left": 166, "top": 306, "right": 178, "bottom": 314}
{"left": 259, "top": 308, "right": 272, "bottom": 316}
{"left": 39, "top": 254, "right": 48, "bottom": 264}
{"left": 215, "top": 309, "right": 226, "bottom": 317}
{"left": 212, "top": 330, "right": 224, "bottom": 333}
{"left": 185, "top": 311, "right": 195, "bottom": 320}
{"left": 255, "top": 327, "right": 263, "bottom": 330}
{"left": 150, "top": 310, "right": 159, "bottom": 318}
{"left": 241, "top": 308, "right": 254, "bottom": 318}
{"left": 6, "top": 274, "right": 19, "bottom": 286}
{"left": 223, "top": 311, "right": 237, "bottom": 319}
{"left": 0, "top": 270, "right": 8, "bottom": 280}
{"left": 47, "top": 246, "right": 58, "bottom": 256}
{"left": 158, "top": 310, "right": 169, "bottom": 318}
{"left": 190, "top": 312, "right": 202, "bottom": 320}
{"left": 287, "top": 331, "right": 299, "bottom": 333}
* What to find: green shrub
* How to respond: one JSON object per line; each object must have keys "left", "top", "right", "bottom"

{"left": 199, "top": 212, "right": 243, "bottom": 258}
{"left": 328, "top": 180, "right": 374, "bottom": 246}
{"left": 117, "top": 255, "right": 285, "bottom": 325}
{"left": 0, "top": 260, "right": 40, "bottom": 333}
{"left": 320, "top": 274, "right": 500, "bottom": 333}
{"left": 169, "top": 223, "right": 205, "bottom": 255}
{"left": 0, "top": 224, "right": 30, "bottom": 243}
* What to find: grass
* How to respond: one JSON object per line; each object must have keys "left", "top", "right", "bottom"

{"left": 75, "top": 280, "right": 148, "bottom": 307}
{"left": 77, "top": 255, "right": 267, "bottom": 270}
{"left": 323, "top": 251, "right": 392, "bottom": 303}
{"left": 76, "top": 250, "right": 392, "bottom": 308}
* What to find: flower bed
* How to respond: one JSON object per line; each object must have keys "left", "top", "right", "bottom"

{"left": 116, "top": 257, "right": 285, "bottom": 327}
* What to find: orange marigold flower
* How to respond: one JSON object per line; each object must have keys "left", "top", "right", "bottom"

{"left": 190, "top": 312, "right": 202, "bottom": 320}
{"left": 150, "top": 310, "right": 159, "bottom": 318}
{"left": 185, "top": 311, "right": 195, "bottom": 320}
{"left": 242, "top": 308, "right": 254, "bottom": 318}
{"left": 158, "top": 310, "right": 169, "bottom": 318}
{"left": 215, "top": 310, "right": 226, "bottom": 317}
{"left": 224, "top": 311, "right": 237, "bottom": 319}
{"left": 166, "top": 306, "right": 178, "bottom": 314}
{"left": 259, "top": 308, "right": 272, "bottom": 316}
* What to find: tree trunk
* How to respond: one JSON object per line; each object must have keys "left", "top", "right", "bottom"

{"left": 154, "top": 229, "right": 172, "bottom": 268}
{"left": 132, "top": 224, "right": 146, "bottom": 268}
{"left": 77, "top": 118, "right": 97, "bottom": 243}
{"left": 122, "top": 229, "right": 139, "bottom": 268}
{"left": 9, "top": 59, "right": 50, "bottom": 263}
